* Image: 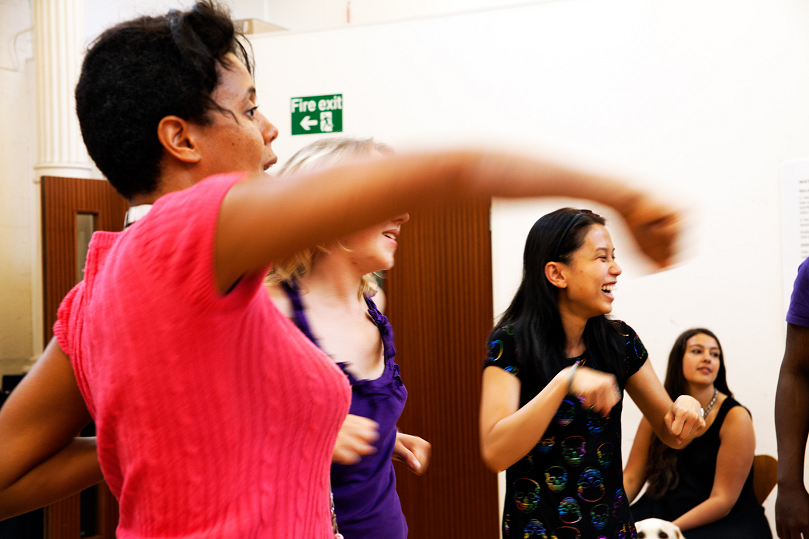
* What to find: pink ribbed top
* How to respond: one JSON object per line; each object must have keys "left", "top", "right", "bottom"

{"left": 54, "top": 173, "right": 350, "bottom": 538}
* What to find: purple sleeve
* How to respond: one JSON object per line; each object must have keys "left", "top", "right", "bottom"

{"left": 787, "top": 258, "right": 809, "bottom": 327}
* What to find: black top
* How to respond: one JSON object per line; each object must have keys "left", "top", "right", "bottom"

{"left": 631, "top": 397, "right": 772, "bottom": 539}
{"left": 485, "top": 320, "right": 647, "bottom": 539}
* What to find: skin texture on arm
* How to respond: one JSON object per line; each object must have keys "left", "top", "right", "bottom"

{"left": 625, "top": 361, "right": 704, "bottom": 447}
{"left": 775, "top": 323, "right": 809, "bottom": 539}
{"left": 669, "top": 406, "right": 755, "bottom": 531}
{"left": 215, "top": 151, "right": 681, "bottom": 293}
{"left": 479, "top": 364, "right": 620, "bottom": 472}
{"left": 0, "top": 339, "right": 102, "bottom": 520}
{"left": 623, "top": 416, "right": 654, "bottom": 503}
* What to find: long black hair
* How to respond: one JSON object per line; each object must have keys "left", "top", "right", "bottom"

{"left": 491, "top": 208, "right": 625, "bottom": 385}
{"left": 645, "top": 328, "right": 732, "bottom": 498}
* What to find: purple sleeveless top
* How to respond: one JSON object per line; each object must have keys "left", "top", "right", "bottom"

{"left": 282, "top": 281, "right": 408, "bottom": 539}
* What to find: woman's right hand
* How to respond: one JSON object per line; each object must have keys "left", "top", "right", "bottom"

{"left": 332, "top": 414, "right": 379, "bottom": 465}
{"left": 568, "top": 366, "right": 622, "bottom": 416}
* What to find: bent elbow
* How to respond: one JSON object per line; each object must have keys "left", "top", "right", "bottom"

{"left": 480, "top": 446, "right": 508, "bottom": 474}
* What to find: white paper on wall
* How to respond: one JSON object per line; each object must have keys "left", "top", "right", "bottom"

{"left": 780, "top": 158, "right": 809, "bottom": 318}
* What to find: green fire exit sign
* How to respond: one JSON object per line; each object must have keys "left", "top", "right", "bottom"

{"left": 291, "top": 94, "right": 343, "bottom": 135}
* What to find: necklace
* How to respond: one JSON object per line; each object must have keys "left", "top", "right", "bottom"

{"left": 702, "top": 387, "right": 718, "bottom": 418}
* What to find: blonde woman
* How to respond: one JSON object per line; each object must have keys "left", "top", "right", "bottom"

{"left": 266, "top": 137, "right": 430, "bottom": 539}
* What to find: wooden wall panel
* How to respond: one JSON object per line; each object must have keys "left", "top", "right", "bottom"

{"left": 41, "top": 176, "right": 128, "bottom": 344}
{"left": 386, "top": 198, "right": 499, "bottom": 538}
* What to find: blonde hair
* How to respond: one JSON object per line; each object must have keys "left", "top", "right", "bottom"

{"left": 265, "top": 137, "right": 393, "bottom": 297}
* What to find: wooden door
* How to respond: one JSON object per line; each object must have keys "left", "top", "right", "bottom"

{"left": 41, "top": 176, "right": 127, "bottom": 539}
{"left": 386, "top": 198, "right": 500, "bottom": 538}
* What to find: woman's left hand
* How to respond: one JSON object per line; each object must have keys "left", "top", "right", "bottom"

{"left": 392, "top": 432, "right": 431, "bottom": 475}
{"left": 665, "top": 395, "right": 705, "bottom": 444}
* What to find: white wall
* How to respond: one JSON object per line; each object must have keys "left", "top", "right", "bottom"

{"left": 250, "top": 0, "right": 809, "bottom": 530}
{"left": 0, "top": 0, "right": 36, "bottom": 374}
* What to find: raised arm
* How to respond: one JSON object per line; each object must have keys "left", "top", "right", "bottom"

{"left": 0, "top": 339, "right": 102, "bottom": 520}
{"left": 775, "top": 323, "right": 809, "bottom": 539}
{"left": 623, "top": 416, "right": 653, "bottom": 503}
{"left": 216, "top": 151, "right": 680, "bottom": 292}
{"left": 671, "top": 406, "right": 755, "bottom": 531}
{"left": 625, "top": 361, "right": 704, "bottom": 448}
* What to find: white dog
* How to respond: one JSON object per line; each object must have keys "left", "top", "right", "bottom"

{"left": 635, "top": 518, "right": 685, "bottom": 539}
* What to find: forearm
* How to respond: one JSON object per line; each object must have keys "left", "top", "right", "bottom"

{"left": 672, "top": 496, "right": 734, "bottom": 532}
{"left": 481, "top": 369, "right": 568, "bottom": 472}
{"left": 0, "top": 437, "right": 102, "bottom": 521}
{"left": 775, "top": 365, "right": 809, "bottom": 490}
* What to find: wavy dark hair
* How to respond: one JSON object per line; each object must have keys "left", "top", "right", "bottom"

{"left": 645, "top": 328, "right": 732, "bottom": 498}
{"left": 75, "top": 0, "right": 251, "bottom": 199}
{"left": 491, "top": 208, "right": 624, "bottom": 385}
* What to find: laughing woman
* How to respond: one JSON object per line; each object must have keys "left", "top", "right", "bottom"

{"left": 265, "top": 137, "right": 430, "bottom": 539}
{"left": 480, "top": 208, "right": 704, "bottom": 539}
{"left": 623, "top": 329, "right": 771, "bottom": 539}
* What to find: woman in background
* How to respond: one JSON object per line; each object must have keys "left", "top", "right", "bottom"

{"left": 624, "top": 328, "right": 771, "bottom": 538}
{"left": 266, "top": 137, "right": 430, "bottom": 539}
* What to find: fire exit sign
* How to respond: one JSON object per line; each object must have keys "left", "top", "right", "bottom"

{"left": 291, "top": 94, "right": 343, "bottom": 135}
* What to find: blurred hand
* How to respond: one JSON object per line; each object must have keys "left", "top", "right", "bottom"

{"left": 776, "top": 484, "right": 809, "bottom": 539}
{"left": 621, "top": 196, "right": 682, "bottom": 269}
{"left": 392, "top": 432, "right": 431, "bottom": 475}
{"left": 568, "top": 366, "right": 621, "bottom": 416}
{"left": 665, "top": 395, "right": 705, "bottom": 444}
{"left": 332, "top": 414, "right": 378, "bottom": 465}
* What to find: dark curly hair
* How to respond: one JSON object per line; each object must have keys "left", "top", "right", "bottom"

{"left": 75, "top": 0, "right": 252, "bottom": 199}
{"left": 644, "top": 328, "right": 732, "bottom": 498}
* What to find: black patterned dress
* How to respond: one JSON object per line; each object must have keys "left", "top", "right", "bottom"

{"left": 485, "top": 321, "right": 645, "bottom": 539}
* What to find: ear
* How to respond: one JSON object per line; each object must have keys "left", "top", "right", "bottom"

{"left": 157, "top": 115, "right": 202, "bottom": 164}
{"left": 544, "top": 261, "right": 568, "bottom": 289}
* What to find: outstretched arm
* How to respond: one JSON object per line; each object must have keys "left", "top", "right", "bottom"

{"left": 775, "top": 323, "right": 809, "bottom": 539}
{"left": 216, "top": 151, "right": 680, "bottom": 292}
{"left": 625, "top": 361, "right": 704, "bottom": 448}
{"left": 0, "top": 339, "right": 102, "bottom": 520}
{"left": 672, "top": 406, "right": 755, "bottom": 531}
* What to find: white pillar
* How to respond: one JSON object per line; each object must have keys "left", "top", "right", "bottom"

{"left": 32, "top": 0, "right": 92, "bottom": 178}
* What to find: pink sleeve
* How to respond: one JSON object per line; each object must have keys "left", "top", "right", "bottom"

{"left": 125, "top": 172, "right": 264, "bottom": 312}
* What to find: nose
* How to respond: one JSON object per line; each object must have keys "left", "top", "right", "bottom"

{"left": 259, "top": 111, "right": 278, "bottom": 145}
{"left": 394, "top": 213, "right": 410, "bottom": 224}
{"left": 610, "top": 259, "right": 622, "bottom": 276}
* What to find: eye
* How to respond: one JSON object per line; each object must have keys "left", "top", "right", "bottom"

{"left": 246, "top": 105, "right": 258, "bottom": 118}
{"left": 637, "top": 533, "right": 645, "bottom": 539}
{"left": 660, "top": 533, "right": 669, "bottom": 539}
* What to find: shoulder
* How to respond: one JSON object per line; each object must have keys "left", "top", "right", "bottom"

{"left": 265, "top": 282, "right": 293, "bottom": 319}
{"left": 610, "top": 319, "right": 648, "bottom": 361}
{"left": 787, "top": 258, "right": 809, "bottom": 326}
{"left": 485, "top": 326, "right": 520, "bottom": 373}
{"left": 489, "top": 325, "right": 517, "bottom": 347}
{"left": 372, "top": 287, "right": 386, "bottom": 314}
{"left": 719, "top": 397, "right": 754, "bottom": 431}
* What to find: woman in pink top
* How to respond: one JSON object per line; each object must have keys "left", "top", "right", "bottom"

{"left": 0, "top": 1, "right": 683, "bottom": 537}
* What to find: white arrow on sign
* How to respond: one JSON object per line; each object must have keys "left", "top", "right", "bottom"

{"left": 300, "top": 116, "right": 318, "bottom": 131}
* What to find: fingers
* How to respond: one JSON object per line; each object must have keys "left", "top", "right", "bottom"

{"left": 665, "top": 396, "right": 705, "bottom": 444}
{"left": 624, "top": 199, "right": 683, "bottom": 268}
{"left": 570, "top": 368, "right": 621, "bottom": 416}
{"left": 332, "top": 415, "right": 379, "bottom": 465}
{"left": 393, "top": 433, "right": 432, "bottom": 475}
